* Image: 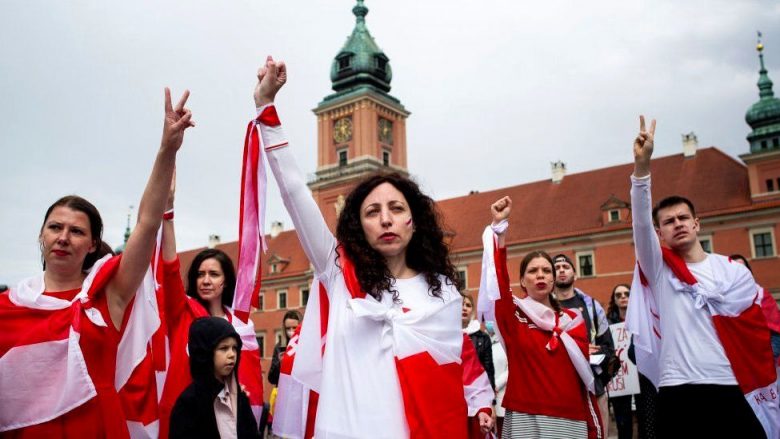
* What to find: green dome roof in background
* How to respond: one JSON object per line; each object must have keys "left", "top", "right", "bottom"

{"left": 745, "top": 37, "right": 780, "bottom": 153}
{"left": 329, "top": 0, "right": 393, "bottom": 95}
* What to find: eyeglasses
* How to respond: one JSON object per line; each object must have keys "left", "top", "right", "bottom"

{"left": 615, "top": 291, "right": 630, "bottom": 298}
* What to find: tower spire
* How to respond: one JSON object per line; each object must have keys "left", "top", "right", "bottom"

{"left": 756, "top": 31, "right": 774, "bottom": 99}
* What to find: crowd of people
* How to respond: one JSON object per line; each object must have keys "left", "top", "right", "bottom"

{"left": 1, "top": 56, "right": 779, "bottom": 439}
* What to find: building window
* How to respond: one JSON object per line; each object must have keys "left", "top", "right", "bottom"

{"left": 609, "top": 209, "right": 620, "bottom": 222}
{"left": 383, "top": 150, "right": 390, "bottom": 167}
{"left": 301, "top": 286, "right": 310, "bottom": 307}
{"left": 751, "top": 228, "right": 776, "bottom": 258}
{"left": 257, "top": 292, "right": 264, "bottom": 311}
{"left": 338, "top": 55, "right": 351, "bottom": 71}
{"left": 256, "top": 332, "right": 266, "bottom": 358}
{"left": 275, "top": 330, "right": 283, "bottom": 347}
{"left": 761, "top": 140, "right": 768, "bottom": 150}
{"left": 768, "top": 179, "right": 776, "bottom": 192}
{"left": 456, "top": 268, "right": 467, "bottom": 291}
{"left": 774, "top": 138, "right": 780, "bottom": 148}
{"left": 338, "top": 149, "right": 348, "bottom": 167}
{"left": 277, "top": 290, "right": 288, "bottom": 309}
{"left": 699, "top": 235, "right": 713, "bottom": 253}
{"left": 576, "top": 251, "right": 595, "bottom": 277}
{"left": 375, "top": 56, "right": 387, "bottom": 71}
{"left": 270, "top": 263, "right": 278, "bottom": 274}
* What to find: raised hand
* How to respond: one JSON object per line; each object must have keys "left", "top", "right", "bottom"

{"left": 633, "top": 115, "right": 656, "bottom": 178}
{"left": 491, "top": 196, "right": 512, "bottom": 225}
{"left": 162, "top": 88, "right": 195, "bottom": 151}
{"left": 254, "top": 55, "right": 287, "bottom": 107}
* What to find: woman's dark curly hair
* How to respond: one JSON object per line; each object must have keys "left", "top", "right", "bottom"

{"left": 186, "top": 248, "right": 237, "bottom": 311}
{"left": 335, "top": 173, "right": 460, "bottom": 302}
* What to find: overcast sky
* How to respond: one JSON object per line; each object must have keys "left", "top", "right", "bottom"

{"left": 1, "top": 0, "right": 778, "bottom": 285}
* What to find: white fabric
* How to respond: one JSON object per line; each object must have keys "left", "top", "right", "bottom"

{"left": 11, "top": 254, "right": 112, "bottom": 328}
{"left": 265, "top": 119, "right": 463, "bottom": 438}
{"left": 0, "top": 329, "right": 96, "bottom": 432}
{"left": 463, "top": 319, "right": 481, "bottom": 335}
{"left": 116, "top": 266, "right": 160, "bottom": 391}
{"left": 491, "top": 336, "right": 508, "bottom": 417}
{"left": 626, "top": 175, "right": 736, "bottom": 387}
{"left": 126, "top": 420, "right": 159, "bottom": 439}
{"left": 464, "top": 370, "right": 493, "bottom": 417}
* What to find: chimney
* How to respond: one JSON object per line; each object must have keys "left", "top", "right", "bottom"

{"left": 551, "top": 161, "right": 566, "bottom": 184}
{"left": 208, "top": 234, "right": 221, "bottom": 249}
{"left": 682, "top": 132, "right": 698, "bottom": 158}
{"left": 270, "top": 221, "right": 283, "bottom": 238}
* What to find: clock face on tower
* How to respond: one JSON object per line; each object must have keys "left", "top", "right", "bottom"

{"left": 378, "top": 118, "right": 393, "bottom": 144}
{"left": 333, "top": 117, "right": 353, "bottom": 144}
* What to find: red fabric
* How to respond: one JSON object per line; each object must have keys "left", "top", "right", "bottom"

{"left": 157, "top": 258, "right": 208, "bottom": 439}
{"left": 0, "top": 255, "right": 131, "bottom": 438}
{"left": 461, "top": 334, "right": 485, "bottom": 385}
{"left": 257, "top": 105, "right": 281, "bottom": 127}
{"left": 395, "top": 353, "right": 468, "bottom": 439}
{"left": 305, "top": 391, "right": 319, "bottom": 439}
{"left": 237, "top": 118, "right": 263, "bottom": 313}
{"left": 760, "top": 288, "right": 780, "bottom": 334}
{"left": 493, "top": 246, "right": 597, "bottom": 427}
{"left": 713, "top": 305, "right": 776, "bottom": 394}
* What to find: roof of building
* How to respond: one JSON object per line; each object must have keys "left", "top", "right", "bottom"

{"left": 179, "top": 147, "right": 780, "bottom": 283}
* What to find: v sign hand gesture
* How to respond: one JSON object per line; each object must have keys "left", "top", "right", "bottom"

{"left": 633, "top": 115, "right": 656, "bottom": 178}
{"left": 162, "top": 88, "right": 195, "bottom": 152}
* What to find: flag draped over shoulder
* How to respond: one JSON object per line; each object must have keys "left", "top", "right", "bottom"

{"left": 626, "top": 248, "right": 780, "bottom": 438}
{"left": 0, "top": 255, "right": 116, "bottom": 432}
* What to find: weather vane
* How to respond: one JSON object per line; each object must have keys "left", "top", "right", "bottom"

{"left": 757, "top": 31, "right": 763, "bottom": 52}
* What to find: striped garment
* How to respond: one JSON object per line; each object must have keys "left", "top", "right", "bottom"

{"left": 502, "top": 410, "right": 587, "bottom": 439}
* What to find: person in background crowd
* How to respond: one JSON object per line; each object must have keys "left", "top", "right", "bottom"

{"left": 606, "top": 284, "right": 633, "bottom": 439}
{"left": 730, "top": 254, "right": 780, "bottom": 362}
{"left": 463, "top": 294, "right": 496, "bottom": 389}
{"left": 481, "top": 196, "right": 603, "bottom": 438}
{"left": 268, "top": 310, "right": 302, "bottom": 387}
{"left": 169, "top": 317, "right": 260, "bottom": 438}
{"left": 267, "top": 310, "right": 302, "bottom": 437}
{"left": 487, "top": 321, "right": 508, "bottom": 437}
{"left": 553, "top": 254, "right": 616, "bottom": 437}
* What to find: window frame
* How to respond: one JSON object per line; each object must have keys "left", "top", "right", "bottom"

{"left": 277, "top": 289, "right": 288, "bottom": 310}
{"left": 750, "top": 227, "right": 777, "bottom": 259}
{"left": 699, "top": 234, "right": 713, "bottom": 254}
{"left": 575, "top": 250, "right": 596, "bottom": 278}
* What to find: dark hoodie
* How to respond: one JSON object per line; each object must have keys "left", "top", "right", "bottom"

{"left": 169, "top": 317, "right": 260, "bottom": 439}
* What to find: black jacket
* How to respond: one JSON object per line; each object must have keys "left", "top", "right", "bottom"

{"left": 468, "top": 330, "right": 496, "bottom": 390}
{"left": 169, "top": 317, "right": 260, "bottom": 439}
{"left": 267, "top": 343, "right": 285, "bottom": 386}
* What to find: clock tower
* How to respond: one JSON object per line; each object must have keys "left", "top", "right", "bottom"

{"left": 309, "top": 0, "right": 411, "bottom": 229}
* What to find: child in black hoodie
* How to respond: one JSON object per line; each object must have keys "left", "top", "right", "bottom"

{"left": 170, "top": 317, "right": 260, "bottom": 438}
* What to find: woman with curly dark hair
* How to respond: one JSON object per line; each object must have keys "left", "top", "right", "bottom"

{"left": 254, "top": 56, "right": 489, "bottom": 438}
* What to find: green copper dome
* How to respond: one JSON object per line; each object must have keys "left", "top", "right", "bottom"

{"left": 330, "top": 0, "right": 392, "bottom": 94}
{"left": 745, "top": 38, "right": 780, "bottom": 153}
